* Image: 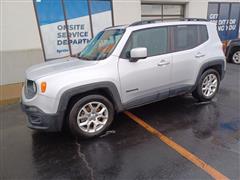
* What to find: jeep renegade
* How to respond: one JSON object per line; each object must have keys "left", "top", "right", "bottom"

{"left": 21, "top": 19, "right": 226, "bottom": 138}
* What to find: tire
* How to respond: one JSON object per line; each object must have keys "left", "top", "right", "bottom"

{"left": 192, "top": 69, "right": 220, "bottom": 102}
{"left": 68, "top": 94, "right": 114, "bottom": 138}
{"left": 230, "top": 48, "right": 240, "bottom": 64}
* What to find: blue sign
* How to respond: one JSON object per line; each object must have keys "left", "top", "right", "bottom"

{"left": 207, "top": 2, "right": 240, "bottom": 41}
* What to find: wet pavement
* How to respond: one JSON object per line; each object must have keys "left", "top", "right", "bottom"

{"left": 0, "top": 63, "right": 239, "bottom": 180}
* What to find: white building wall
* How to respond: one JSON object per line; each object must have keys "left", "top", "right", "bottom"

{"left": 1, "top": 1, "right": 42, "bottom": 51}
{"left": 1, "top": 0, "right": 43, "bottom": 85}
{"left": 185, "top": 1, "right": 208, "bottom": 18}
{"left": 112, "top": 0, "right": 141, "bottom": 25}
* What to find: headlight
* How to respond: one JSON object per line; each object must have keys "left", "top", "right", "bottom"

{"left": 24, "top": 80, "right": 37, "bottom": 99}
{"left": 32, "top": 81, "right": 37, "bottom": 93}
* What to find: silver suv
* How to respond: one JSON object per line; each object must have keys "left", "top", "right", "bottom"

{"left": 21, "top": 19, "right": 226, "bottom": 138}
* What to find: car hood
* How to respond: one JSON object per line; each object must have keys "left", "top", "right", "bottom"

{"left": 26, "top": 57, "right": 98, "bottom": 80}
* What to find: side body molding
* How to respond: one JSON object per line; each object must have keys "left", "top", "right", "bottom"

{"left": 57, "top": 81, "right": 123, "bottom": 113}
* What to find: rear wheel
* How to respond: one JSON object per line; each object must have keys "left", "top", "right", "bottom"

{"left": 192, "top": 69, "right": 220, "bottom": 102}
{"left": 68, "top": 95, "right": 114, "bottom": 138}
{"left": 230, "top": 49, "right": 240, "bottom": 64}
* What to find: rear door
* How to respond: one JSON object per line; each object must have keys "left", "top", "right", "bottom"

{"left": 118, "top": 26, "right": 172, "bottom": 105}
{"left": 170, "top": 25, "right": 209, "bottom": 94}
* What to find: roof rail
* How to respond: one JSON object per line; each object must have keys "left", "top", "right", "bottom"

{"left": 129, "top": 18, "right": 208, "bottom": 27}
{"left": 182, "top": 18, "right": 208, "bottom": 21}
{"left": 105, "top": 24, "right": 127, "bottom": 30}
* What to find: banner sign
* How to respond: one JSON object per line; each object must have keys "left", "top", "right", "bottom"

{"left": 34, "top": 0, "right": 113, "bottom": 60}
{"left": 207, "top": 2, "right": 240, "bottom": 41}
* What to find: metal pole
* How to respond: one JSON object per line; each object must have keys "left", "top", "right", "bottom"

{"left": 61, "top": 0, "right": 73, "bottom": 56}
{"left": 32, "top": 0, "right": 47, "bottom": 61}
{"left": 226, "top": 3, "right": 231, "bottom": 40}
{"left": 88, "top": 0, "right": 94, "bottom": 38}
{"left": 110, "top": 0, "right": 115, "bottom": 26}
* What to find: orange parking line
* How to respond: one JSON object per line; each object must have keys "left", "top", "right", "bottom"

{"left": 124, "top": 111, "right": 229, "bottom": 180}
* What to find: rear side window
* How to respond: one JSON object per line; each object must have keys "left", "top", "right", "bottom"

{"left": 172, "top": 25, "right": 208, "bottom": 52}
{"left": 121, "top": 27, "right": 168, "bottom": 59}
{"left": 173, "top": 25, "right": 198, "bottom": 51}
{"left": 198, "top": 25, "right": 208, "bottom": 44}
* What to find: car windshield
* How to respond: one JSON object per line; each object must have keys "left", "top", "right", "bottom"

{"left": 78, "top": 28, "right": 125, "bottom": 60}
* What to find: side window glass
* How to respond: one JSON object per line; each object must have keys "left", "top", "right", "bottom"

{"left": 174, "top": 26, "right": 188, "bottom": 51}
{"left": 198, "top": 25, "right": 209, "bottom": 44}
{"left": 187, "top": 26, "right": 198, "bottom": 48}
{"left": 173, "top": 25, "right": 198, "bottom": 51}
{"left": 122, "top": 27, "right": 168, "bottom": 59}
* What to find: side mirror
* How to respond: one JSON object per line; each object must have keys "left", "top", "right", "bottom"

{"left": 130, "top": 47, "right": 147, "bottom": 62}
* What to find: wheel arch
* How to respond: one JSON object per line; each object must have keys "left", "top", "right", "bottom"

{"left": 228, "top": 45, "right": 240, "bottom": 61}
{"left": 192, "top": 59, "right": 225, "bottom": 92}
{"left": 229, "top": 45, "right": 240, "bottom": 54}
{"left": 58, "top": 81, "right": 124, "bottom": 114}
{"left": 57, "top": 82, "right": 123, "bottom": 131}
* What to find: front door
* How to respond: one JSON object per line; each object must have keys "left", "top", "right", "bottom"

{"left": 118, "top": 26, "right": 172, "bottom": 105}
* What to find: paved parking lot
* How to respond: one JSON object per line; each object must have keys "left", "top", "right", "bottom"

{"left": 0, "top": 63, "right": 239, "bottom": 180}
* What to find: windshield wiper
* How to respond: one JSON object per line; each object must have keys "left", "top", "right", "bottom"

{"left": 78, "top": 56, "right": 92, "bottom": 60}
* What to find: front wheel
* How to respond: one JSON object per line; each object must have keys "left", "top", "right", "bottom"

{"left": 68, "top": 95, "right": 114, "bottom": 138}
{"left": 192, "top": 69, "right": 220, "bottom": 102}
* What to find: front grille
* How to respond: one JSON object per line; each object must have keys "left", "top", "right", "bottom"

{"left": 24, "top": 80, "right": 37, "bottom": 99}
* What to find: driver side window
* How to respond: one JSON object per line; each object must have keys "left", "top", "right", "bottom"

{"left": 121, "top": 26, "right": 168, "bottom": 59}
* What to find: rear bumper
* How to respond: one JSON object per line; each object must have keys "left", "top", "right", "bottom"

{"left": 21, "top": 103, "right": 64, "bottom": 132}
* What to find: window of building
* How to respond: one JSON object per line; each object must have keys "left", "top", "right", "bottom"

{"left": 33, "top": 0, "right": 114, "bottom": 60}
{"left": 90, "top": 0, "right": 113, "bottom": 36}
{"left": 121, "top": 27, "right": 168, "bottom": 58}
{"left": 64, "top": 0, "right": 92, "bottom": 55}
{"left": 141, "top": 3, "right": 185, "bottom": 21}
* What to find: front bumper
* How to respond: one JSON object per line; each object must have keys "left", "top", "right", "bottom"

{"left": 21, "top": 103, "right": 64, "bottom": 132}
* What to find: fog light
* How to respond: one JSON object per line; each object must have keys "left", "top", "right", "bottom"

{"left": 27, "top": 107, "right": 38, "bottom": 112}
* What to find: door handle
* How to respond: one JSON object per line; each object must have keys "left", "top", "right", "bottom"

{"left": 195, "top": 52, "right": 205, "bottom": 58}
{"left": 158, "top": 60, "right": 170, "bottom": 66}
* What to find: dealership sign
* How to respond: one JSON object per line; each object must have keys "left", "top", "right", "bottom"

{"left": 207, "top": 2, "right": 240, "bottom": 41}
{"left": 34, "top": 0, "right": 113, "bottom": 60}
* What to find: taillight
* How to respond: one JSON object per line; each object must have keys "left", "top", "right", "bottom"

{"left": 222, "top": 41, "right": 227, "bottom": 53}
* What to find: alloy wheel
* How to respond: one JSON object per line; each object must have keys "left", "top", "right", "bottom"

{"left": 232, "top": 51, "right": 240, "bottom": 64}
{"left": 77, "top": 102, "right": 109, "bottom": 133}
{"left": 201, "top": 74, "right": 218, "bottom": 97}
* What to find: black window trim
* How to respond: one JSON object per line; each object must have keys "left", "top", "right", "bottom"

{"left": 120, "top": 24, "right": 209, "bottom": 59}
